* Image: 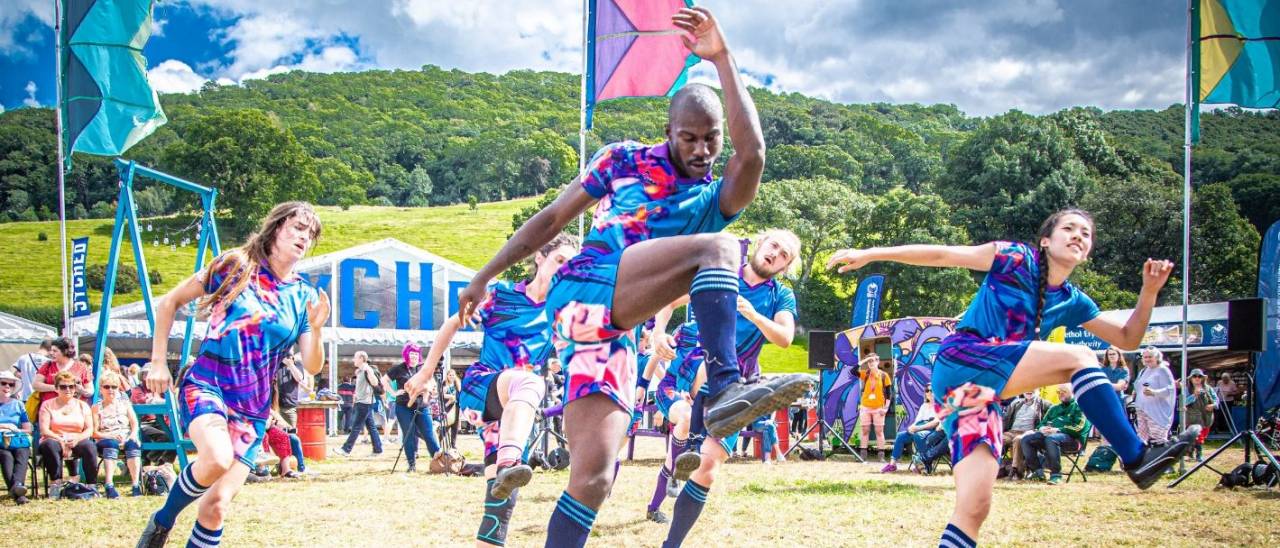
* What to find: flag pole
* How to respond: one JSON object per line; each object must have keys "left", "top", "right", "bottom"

{"left": 577, "top": 0, "right": 589, "bottom": 240}
{"left": 1179, "top": 0, "right": 1194, "bottom": 472}
{"left": 55, "top": 0, "right": 72, "bottom": 339}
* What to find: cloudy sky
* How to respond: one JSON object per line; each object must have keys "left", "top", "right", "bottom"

{"left": 0, "top": 0, "right": 1189, "bottom": 116}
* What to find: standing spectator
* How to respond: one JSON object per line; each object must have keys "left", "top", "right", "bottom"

{"left": 1002, "top": 390, "right": 1049, "bottom": 478}
{"left": 1101, "top": 347, "right": 1130, "bottom": 394}
{"left": 10, "top": 338, "right": 50, "bottom": 403}
{"left": 336, "top": 352, "right": 383, "bottom": 456}
{"left": 791, "top": 385, "right": 815, "bottom": 438}
{"left": 387, "top": 343, "right": 440, "bottom": 473}
{"left": 37, "top": 371, "right": 98, "bottom": 491}
{"left": 0, "top": 370, "right": 32, "bottom": 504}
{"left": 857, "top": 354, "right": 892, "bottom": 461}
{"left": 1183, "top": 369, "right": 1217, "bottom": 461}
{"left": 1021, "top": 384, "right": 1088, "bottom": 485}
{"left": 1215, "top": 372, "right": 1240, "bottom": 433}
{"left": 441, "top": 368, "right": 461, "bottom": 448}
{"left": 92, "top": 371, "right": 142, "bottom": 498}
{"left": 34, "top": 337, "right": 93, "bottom": 404}
{"left": 882, "top": 385, "right": 941, "bottom": 473}
{"left": 1134, "top": 347, "right": 1176, "bottom": 444}
{"left": 337, "top": 376, "right": 356, "bottom": 434}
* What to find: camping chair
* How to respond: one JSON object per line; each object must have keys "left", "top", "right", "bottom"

{"left": 1063, "top": 437, "right": 1089, "bottom": 483}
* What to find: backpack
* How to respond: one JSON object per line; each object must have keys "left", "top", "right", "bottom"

{"left": 58, "top": 481, "right": 99, "bottom": 500}
{"left": 142, "top": 469, "right": 172, "bottom": 496}
{"left": 1085, "top": 445, "right": 1118, "bottom": 472}
{"left": 428, "top": 448, "right": 465, "bottom": 475}
{"left": 366, "top": 368, "right": 385, "bottom": 398}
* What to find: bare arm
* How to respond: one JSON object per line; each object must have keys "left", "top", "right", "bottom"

{"left": 828, "top": 243, "right": 996, "bottom": 274}
{"left": 297, "top": 290, "right": 331, "bottom": 376}
{"left": 1081, "top": 259, "right": 1174, "bottom": 350}
{"left": 652, "top": 295, "right": 690, "bottom": 361}
{"left": 738, "top": 299, "right": 795, "bottom": 348}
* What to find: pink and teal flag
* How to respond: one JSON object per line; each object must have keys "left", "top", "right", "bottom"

{"left": 585, "top": 0, "right": 699, "bottom": 128}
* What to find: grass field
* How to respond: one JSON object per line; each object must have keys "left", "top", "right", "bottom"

{"left": 3, "top": 435, "right": 1274, "bottom": 547}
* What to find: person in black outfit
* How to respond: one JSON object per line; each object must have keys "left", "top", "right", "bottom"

{"left": 388, "top": 343, "right": 440, "bottom": 472}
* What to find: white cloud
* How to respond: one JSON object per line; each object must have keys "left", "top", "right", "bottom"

{"left": 23, "top": 80, "right": 38, "bottom": 107}
{"left": 0, "top": 0, "right": 52, "bottom": 57}
{"left": 152, "top": 18, "right": 168, "bottom": 38}
{"left": 147, "top": 59, "right": 208, "bottom": 94}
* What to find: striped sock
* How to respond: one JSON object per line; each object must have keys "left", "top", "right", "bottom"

{"left": 186, "top": 521, "right": 222, "bottom": 548}
{"left": 153, "top": 465, "right": 209, "bottom": 528}
{"left": 544, "top": 491, "right": 596, "bottom": 548}
{"left": 1072, "top": 367, "right": 1143, "bottom": 465}
{"left": 939, "top": 523, "right": 976, "bottom": 548}
{"left": 689, "top": 268, "right": 740, "bottom": 396}
{"left": 662, "top": 479, "right": 710, "bottom": 548}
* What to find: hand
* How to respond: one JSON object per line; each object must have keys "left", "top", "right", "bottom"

{"left": 146, "top": 363, "right": 172, "bottom": 394}
{"left": 736, "top": 296, "right": 758, "bottom": 322}
{"left": 826, "top": 249, "right": 872, "bottom": 274}
{"left": 653, "top": 333, "right": 677, "bottom": 362}
{"left": 672, "top": 7, "right": 728, "bottom": 62}
{"left": 907, "top": 425, "right": 917, "bottom": 434}
{"left": 1142, "top": 387, "right": 1154, "bottom": 397}
{"left": 404, "top": 369, "right": 430, "bottom": 402}
{"left": 1140, "top": 259, "right": 1174, "bottom": 294}
{"left": 308, "top": 290, "right": 331, "bottom": 332}
{"left": 456, "top": 278, "right": 489, "bottom": 328}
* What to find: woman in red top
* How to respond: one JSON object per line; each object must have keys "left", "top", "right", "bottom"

{"left": 34, "top": 337, "right": 92, "bottom": 403}
{"left": 37, "top": 370, "right": 98, "bottom": 489}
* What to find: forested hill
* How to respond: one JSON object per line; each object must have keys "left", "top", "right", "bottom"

{"left": 1, "top": 65, "right": 1277, "bottom": 327}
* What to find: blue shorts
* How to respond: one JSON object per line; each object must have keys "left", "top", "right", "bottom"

{"left": 179, "top": 380, "right": 267, "bottom": 468}
{"left": 931, "top": 331, "right": 1020, "bottom": 465}
{"left": 547, "top": 251, "right": 637, "bottom": 414}
{"left": 459, "top": 363, "right": 501, "bottom": 418}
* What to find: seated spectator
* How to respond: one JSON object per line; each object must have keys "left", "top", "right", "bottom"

{"left": 1021, "top": 384, "right": 1088, "bottom": 485}
{"left": 0, "top": 370, "right": 33, "bottom": 504}
{"left": 34, "top": 337, "right": 92, "bottom": 404}
{"left": 882, "top": 385, "right": 942, "bottom": 473}
{"left": 93, "top": 371, "right": 143, "bottom": 498}
{"left": 739, "top": 414, "right": 785, "bottom": 464}
{"left": 38, "top": 371, "right": 99, "bottom": 490}
{"left": 265, "top": 410, "right": 302, "bottom": 479}
{"left": 1002, "top": 390, "right": 1049, "bottom": 478}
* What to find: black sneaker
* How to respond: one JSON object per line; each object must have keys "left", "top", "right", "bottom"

{"left": 647, "top": 509, "right": 669, "bottom": 524}
{"left": 10, "top": 483, "right": 26, "bottom": 498}
{"left": 672, "top": 452, "right": 701, "bottom": 482}
{"left": 703, "top": 374, "right": 812, "bottom": 439}
{"left": 1124, "top": 425, "right": 1200, "bottom": 490}
{"left": 136, "top": 517, "right": 172, "bottom": 548}
{"left": 490, "top": 464, "right": 533, "bottom": 500}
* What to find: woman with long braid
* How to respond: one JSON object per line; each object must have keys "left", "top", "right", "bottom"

{"left": 828, "top": 209, "right": 1199, "bottom": 547}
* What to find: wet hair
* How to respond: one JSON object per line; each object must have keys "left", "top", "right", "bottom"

{"left": 1033, "top": 208, "right": 1094, "bottom": 338}
{"left": 200, "top": 202, "right": 321, "bottom": 313}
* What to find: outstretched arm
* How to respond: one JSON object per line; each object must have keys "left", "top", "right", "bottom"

{"left": 827, "top": 243, "right": 996, "bottom": 274}
{"left": 407, "top": 314, "right": 464, "bottom": 401}
{"left": 1081, "top": 259, "right": 1174, "bottom": 350}
{"left": 673, "top": 7, "right": 765, "bottom": 217}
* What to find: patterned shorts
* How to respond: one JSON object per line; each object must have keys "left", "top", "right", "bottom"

{"left": 934, "top": 383, "right": 1003, "bottom": 466}
{"left": 547, "top": 251, "right": 637, "bottom": 414}
{"left": 931, "top": 331, "right": 1028, "bottom": 465}
{"left": 178, "top": 380, "right": 267, "bottom": 468}
{"left": 654, "top": 374, "right": 691, "bottom": 417}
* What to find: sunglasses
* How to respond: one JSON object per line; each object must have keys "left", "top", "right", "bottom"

{"left": 0, "top": 381, "right": 15, "bottom": 388}
{"left": 57, "top": 384, "right": 77, "bottom": 390}
{"left": 101, "top": 385, "right": 119, "bottom": 390}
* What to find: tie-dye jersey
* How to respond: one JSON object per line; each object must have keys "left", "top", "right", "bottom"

{"left": 576, "top": 140, "right": 738, "bottom": 263}
{"left": 187, "top": 255, "right": 316, "bottom": 420}
{"left": 672, "top": 270, "right": 798, "bottom": 383}
{"left": 955, "top": 241, "right": 1100, "bottom": 342}
{"left": 475, "top": 280, "right": 553, "bottom": 373}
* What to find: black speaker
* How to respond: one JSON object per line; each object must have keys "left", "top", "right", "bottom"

{"left": 1228, "top": 298, "right": 1266, "bottom": 352}
{"left": 809, "top": 330, "right": 837, "bottom": 370}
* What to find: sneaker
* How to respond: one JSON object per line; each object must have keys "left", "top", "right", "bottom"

{"left": 105, "top": 484, "right": 120, "bottom": 499}
{"left": 131, "top": 484, "right": 143, "bottom": 497}
{"left": 703, "top": 375, "right": 812, "bottom": 439}
{"left": 49, "top": 482, "right": 64, "bottom": 500}
{"left": 880, "top": 462, "right": 898, "bottom": 473}
{"left": 282, "top": 471, "right": 303, "bottom": 479}
{"left": 14, "top": 495, "right": 29, "bottom": 505}
{"left": 1124, "top": 425, "right": 1199, "bottom": 490}
{"left": 1029, "top": 469, "right": 1046, "bottom": 482}
{"left": 672, "top": 452, "right": 701, "bottom": 482}
{"left": 406, "top": 463, "right": 416, "bottom": 474}
{"left": 1048, "top": 474, "right": 1063, "bottom": 485}
{"left": 666, "top": 474, "right": 682, "bottom": 498}
{"left": 333, "top": 447, "right": 352, "bottom": 457}
{"left": 136, "top": 517, "right": 172, "bottom": 548}
{"left": 490, "top": 464, "right": 533, "bottom": 500}
{"left": 647, "top": 509, "right": 669, "bottom": 524}
{"left": 10, "top": 483, "right": 26, "bottom": 498}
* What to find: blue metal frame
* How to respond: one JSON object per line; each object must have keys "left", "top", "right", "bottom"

{"left": 87, "top": 159, "right": 218, "bottom": 467}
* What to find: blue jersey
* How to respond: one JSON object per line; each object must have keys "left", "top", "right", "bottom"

{"left": 956, "top": 241, "right": 1100, "bottom": 342}
{"left": 187, "top": 254, "right": 316, "bottom": 419}
{"left": 672, "top": 266, "right": 798, "bottom": 383}
{"left": 475, "top": 280, "right": 553, "bottom": 374}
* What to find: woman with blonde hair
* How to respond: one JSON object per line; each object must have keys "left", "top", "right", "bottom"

{"left": 1134, "top": 346, "right": 1176, "bottom": 444}
{"left": 93, "top": 370, "right": 142, "bottom": 497}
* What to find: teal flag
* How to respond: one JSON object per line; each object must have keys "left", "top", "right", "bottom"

{"left": 61, "top": 0, "right": 166, "bottom": 168}
{"left": 1191, "top": 0, "right": 1280, "bottom": 142}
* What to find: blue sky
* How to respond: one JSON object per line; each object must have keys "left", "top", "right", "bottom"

{"left": 1, "top": 0, "right": 1188, "bottom": 116}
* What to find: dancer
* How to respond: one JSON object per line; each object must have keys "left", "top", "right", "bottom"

{"left": 644, "top": 317, "right": 706, "bottom": 524}
{"left": 137, "top": 202, "right": 328, "bottom": 547}
{"left": 452, "top": 8, "right": 810, "bottom": 546}
{"left": 651, "top": 230, "right": 800, "bottom": 548}
{"left": 827, "top": 208, "right": 1201, "bottom": 547}
{"left": 406, "top": 233, "right": 578, "bottom": 548}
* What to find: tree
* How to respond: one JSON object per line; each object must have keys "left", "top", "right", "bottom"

{"left": 163, "top": 109, "right": 321, "bottom": 237}
{"left": 1226, "top": 172, "right": 1280, "bottom": 231}
{"left": 400, "top": 166, "right": 433, "bottom": 207}
{"left": 313, "top": 157, "right": 372, "bottom": 208}
{"left": 1189, "top": 183, "right": 1259, "bottom": 302}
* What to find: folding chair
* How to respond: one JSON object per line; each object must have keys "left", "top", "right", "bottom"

{"left": 1062, "top": 437, "right": 1089, "bottom": 483}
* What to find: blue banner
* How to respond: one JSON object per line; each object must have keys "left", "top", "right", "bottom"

{"left": 1257, "top": 220, "right": 1280, "bottom": 410}
{"left": 71, "top": 237, "right": 90, "bottom": 317}
{"left": 849, "top": 274, "right": 885, "bottom": 328}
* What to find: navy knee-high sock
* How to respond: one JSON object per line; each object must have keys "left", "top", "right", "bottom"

{"left": 940, "top": 523, "right": 976, "bottom": 548}
{"left": 545, "top": 491, "right": 595, "bottom": 548}
{"left": 662, "top": 479, "right": 709, "bottom": 548}
{"left": 689, "top": 268, "right": 740, "bottom": 397}
{"left": 1071, "top": 367, "right": 1143, "bottom": 465}
{"left": 153, "top": 465, "right": 209, "bottom": 528}
{"left": 187, "top": 521, "right": 222, "bottom": 548}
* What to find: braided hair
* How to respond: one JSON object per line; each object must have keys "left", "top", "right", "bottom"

{"left": 1033, "top": 208, "right": 1094, "bottom": 339}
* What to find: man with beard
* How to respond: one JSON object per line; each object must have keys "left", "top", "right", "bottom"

{"left": 648, "top": 229, "right": 801, "bottom": 544}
